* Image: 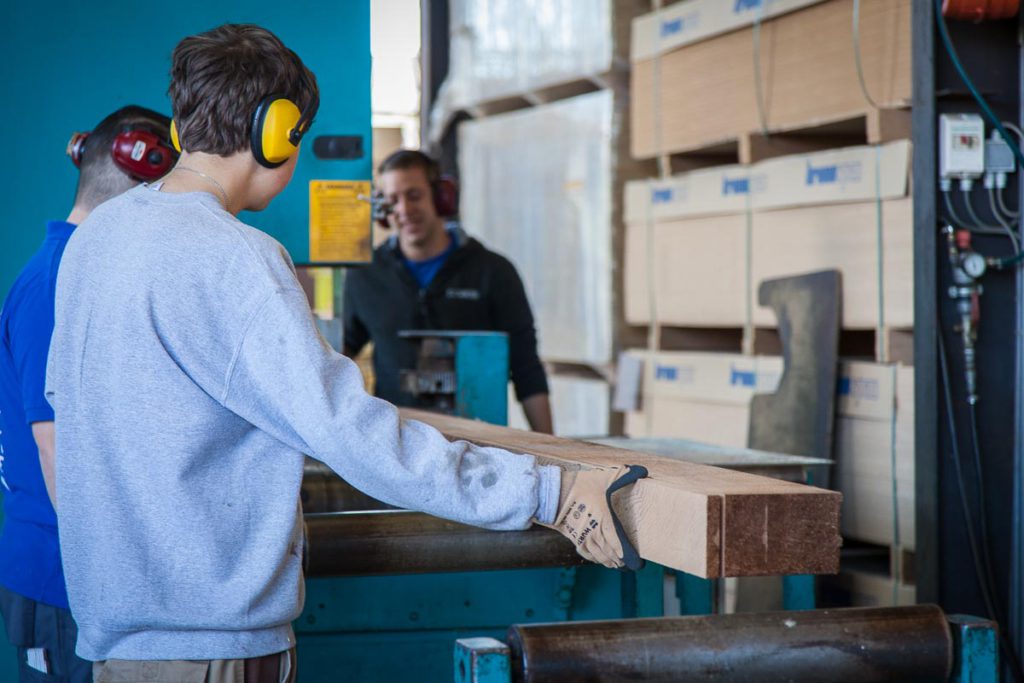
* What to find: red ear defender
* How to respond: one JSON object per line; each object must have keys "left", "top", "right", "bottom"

{"left": 111, "top": 128, "right": 178, "bottom": 181}
{"left": 372, "top": 190, "right": 393, "bottom": 228}
{"left": 432, "top": 176, "right": 459, "bottom": 218}
{"left": 67, "top": 132, "right": 89, "bottom": 168}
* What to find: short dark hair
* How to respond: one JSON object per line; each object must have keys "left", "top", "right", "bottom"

{"left": 168, "top": 24, "right": 319, "bottom": 155}
{"left": 378, "top": 149, "right": 440, "bottom": 184}
{"left": 74, "top": 106, "right": 172, "bottom": 211}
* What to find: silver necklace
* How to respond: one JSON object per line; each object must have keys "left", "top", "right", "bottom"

{"left": 173, "top": 166, "right": 230, "bottom": 210}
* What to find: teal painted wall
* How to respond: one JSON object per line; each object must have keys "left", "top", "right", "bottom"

{"left": 0, "top": 0, "right": 372, "bottom": 300}
{"left": 0, "top": 2, "right": 371, "bottom": 676}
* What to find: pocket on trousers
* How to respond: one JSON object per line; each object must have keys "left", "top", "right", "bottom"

{"left": 18, "top": 656, "right": 63, "bottom": 682}
{"left": 93, "top": 659, "right": 210, "bottom": 683}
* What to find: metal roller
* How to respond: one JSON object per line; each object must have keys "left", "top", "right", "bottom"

{"left": 507, "top": 605, "right": 953, "bottom": 683}
{"left": 301, "top": 459, "right": 398, "bottom": 513}
{"left": 304, "top": 510, "right": 584, "bottom": 577}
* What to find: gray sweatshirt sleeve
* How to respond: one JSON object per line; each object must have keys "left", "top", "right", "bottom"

{"left": 221, "top": 284, "right": 560, "bottom": 529}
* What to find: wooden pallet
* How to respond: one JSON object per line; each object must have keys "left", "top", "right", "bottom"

{"left": 663, "top": 107, "right": 911, "bottom": 173}
{"left": 820, "top": 539, "right": 916, "bottom": 607}
{"left": 629, "top": 325, "right": 912, "bottom": 364}
{"left": 755, "top": 326, "right": 914, "bottom": 365}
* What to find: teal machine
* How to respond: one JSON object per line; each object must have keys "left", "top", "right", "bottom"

{"left": 397, "top": 330, "right": 510, "bottom": 425}
{"left": 295, "top": 328, "right": 669, "bottom": 681}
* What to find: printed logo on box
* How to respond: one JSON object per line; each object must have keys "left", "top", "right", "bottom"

{"left": 651, "top": 187, "right": 674, "bottom": 204}
{"left": 838, "top": 375, "right": 880, "bottom": 401}
{"left": 722, "top": 176, "right": 750, "bottom": 196}
{"left": 660, "top": 11, "right": 700, "bottom": 39}
{"left": 805, "top": 160, "right": 863, "bottom": 187}
{"left": 653, "top": 363, "right": 696, "bottom": 385}
{"left": 733, "top": 0, "right": 764, "bottom": 13}
{"left": 730, "top": 366, "right": 756, "bottom": 387}
{"left": 655, "top": 364, "right": 678, "bottom": 381}
{"left": 661, "top": 17, "right": 684, "bottom": 37}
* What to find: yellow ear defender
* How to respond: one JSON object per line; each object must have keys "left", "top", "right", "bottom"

{"left": 170, "top": 90, "right": 315, "bottom": 168}
{"left": 169, "top": 120, "right": 182, "bottom": 153}
{"left": 251, "top": 94, "right": 312, "bottom": 168}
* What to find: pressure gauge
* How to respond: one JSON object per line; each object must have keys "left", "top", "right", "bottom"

{"left": 962, "top": 252, "right": 987, "bottom": 279}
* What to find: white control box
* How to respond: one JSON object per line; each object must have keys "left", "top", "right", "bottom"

{"left": 940, "top": 113, "right": 985, "bottom": 179}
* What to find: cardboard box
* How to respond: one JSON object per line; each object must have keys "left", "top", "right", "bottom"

{"left": 624, "top": 213, "right": 749, "bottom": 326}
{"left": 631, "top": 0, "right": 827, "bottom": 61}
{"left": 750, "top": 140, "right": 910, "bottom": 210}
{"left": 620, "top": 356, "right": 915, "bottom": 549}
{"left": 631, "top": 0, "right": 912, "bottom": 159}
{"left": 622, "top": 351, "right": 783, "bottom": 448}
{"left": 623, "top": 164, "right": 754, "bottom": 223}
{"left": 623, "top": 140, "right": 910, "bottom": 216}
{"left": 625, "top": 397, "right": 751, "bottom": 448}
{"left": 750, "top": 197, "right": 914, "bottom": 328}
{"left": 834, "top": 361, "right": 915, "bottom": 549}
{"left": 623, "top": 141, "right": 912, "bottom": 329}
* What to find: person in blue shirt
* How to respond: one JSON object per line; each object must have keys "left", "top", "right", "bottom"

{"left": 0, "top": 105, "right": 174, "bottom": 682}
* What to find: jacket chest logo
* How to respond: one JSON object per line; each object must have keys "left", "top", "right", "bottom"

{"left": 445, "top": 287, "right": 481, "bottom": 301}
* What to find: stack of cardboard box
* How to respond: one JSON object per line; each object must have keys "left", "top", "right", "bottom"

{"left": 630, "top": 0, "right": 911, "bottom": 160}
{"left": 621, "top": 0, "right": 915, "bottom": 606}
{"left": 623, "top": 140, "right": 913, "bottom": 331}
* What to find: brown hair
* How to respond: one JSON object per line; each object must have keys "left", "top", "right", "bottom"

{"left": 377, "top": 149, "right": 441, "bottom": 184}
{"left": 168, "top": 24, "right": 319, "bottom": 155}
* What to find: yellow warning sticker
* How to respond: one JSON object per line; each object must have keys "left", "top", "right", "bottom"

{"left": 309, "top": 180, "right": 372, "bottom": 263}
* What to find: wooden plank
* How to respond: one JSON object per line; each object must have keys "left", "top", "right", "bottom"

{"left": 402, "top": 408, "right": 841, "bottom": 577}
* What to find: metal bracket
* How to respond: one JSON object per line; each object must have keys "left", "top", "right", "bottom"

{"left": 454, "top": 637, "right": 512, "bottom": 683}
{"left": 948, "top": 614, "right": 999, "bottom": 683}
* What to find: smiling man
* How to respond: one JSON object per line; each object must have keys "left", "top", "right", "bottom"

{"left": 343, "top": 149, "right": 553, "bottom": 433}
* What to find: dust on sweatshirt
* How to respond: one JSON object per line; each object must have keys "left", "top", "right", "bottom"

{"left": 45, "top": 185, "right": 559, "bottom": 661}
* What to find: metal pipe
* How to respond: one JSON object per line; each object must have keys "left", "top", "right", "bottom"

{"left": 304, "top": 511, "right": 584, "bottom": 577}
{"left": 507, "top": 605, "right": 953, "bottom": 683}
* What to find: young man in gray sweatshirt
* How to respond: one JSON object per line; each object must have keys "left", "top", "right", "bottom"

{"left": 45, "top": 24, "right": 629, "bottom": 681}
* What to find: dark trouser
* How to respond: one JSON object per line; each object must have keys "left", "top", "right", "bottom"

{"left": 0, "top": 584, "right": 91, "bottom": 682}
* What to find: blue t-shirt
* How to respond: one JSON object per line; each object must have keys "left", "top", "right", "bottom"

{"left": 402, "top": 228, "right": 458, "bottom": 289}
{"left": 0, "top": 220, "right": 75, "bottom": 608}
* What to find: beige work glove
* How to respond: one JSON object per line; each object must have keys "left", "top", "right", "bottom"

{"left": 541, "top": 465, "right": 644, "bottom": 569}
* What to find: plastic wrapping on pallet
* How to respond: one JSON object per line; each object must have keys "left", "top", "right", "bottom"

{"left": 460, "top": 91, "right": 615, "bottom": 365}
{"left": 508, "top": 375, "right": 611, "bottom": 437}
{"left": 444, "top": 0, "right": 614, "bottom": 108}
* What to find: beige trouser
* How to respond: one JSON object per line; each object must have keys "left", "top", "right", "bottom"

{"left": 93, "top": 647, "right": 295, "bottom": 683}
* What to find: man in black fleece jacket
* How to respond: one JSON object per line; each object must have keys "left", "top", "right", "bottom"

{"left": 343, "top": 150, "right": 553, "bottom": 433}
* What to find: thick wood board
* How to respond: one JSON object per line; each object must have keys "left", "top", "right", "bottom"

{"left": 402, "top": 408, "right": 841, "bottom": 577}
